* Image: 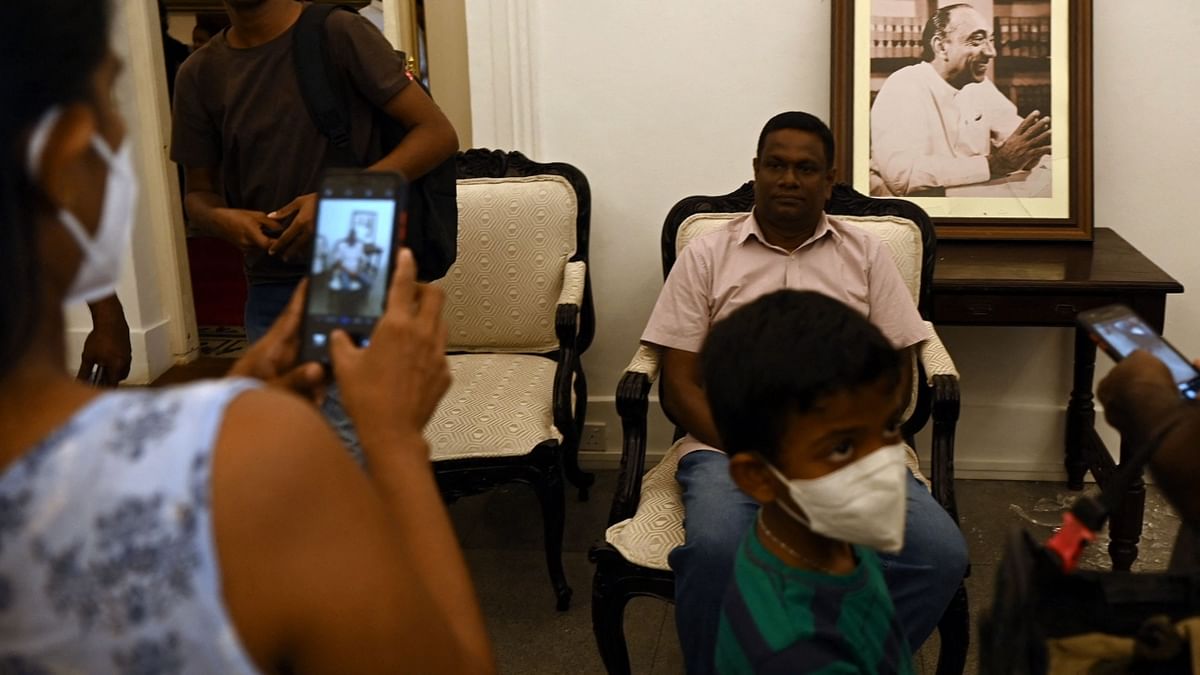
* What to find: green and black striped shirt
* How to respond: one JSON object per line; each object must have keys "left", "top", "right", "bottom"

{"left": 715, "top": 526, "right": 913, "bottom": 674}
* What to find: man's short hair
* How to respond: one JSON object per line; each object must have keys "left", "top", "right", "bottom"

{"left": 700, "top": 290, "right": 901, "bottom": 461}
{"left": 922, "top": 3, "right": 975, "bottom": 61}
{"left": 756, "top": 111, "right": 836, "bottom": 169}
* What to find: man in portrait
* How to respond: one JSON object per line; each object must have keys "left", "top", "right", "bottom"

{"left": 869, "top": 3, "right": 1051, "bottom": 197}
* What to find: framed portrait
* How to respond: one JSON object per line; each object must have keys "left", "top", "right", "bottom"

{"left": 831, "top": 0, "right": 1093, "bottom": 240}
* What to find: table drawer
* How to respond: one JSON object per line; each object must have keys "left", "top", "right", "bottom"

{"left": 931, "top": 294, "right": 1118, "bottom": 326}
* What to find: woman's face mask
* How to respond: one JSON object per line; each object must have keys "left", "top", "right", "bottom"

{"left": 765, "top": 443, "right": 909, "bottom": 553}
{"left": 27, "top": 106, "right": 139, "bottom": 306}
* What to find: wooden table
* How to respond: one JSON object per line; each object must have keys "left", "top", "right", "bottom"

{"left": 930, "top": 228, "right": 1183, "bottom": 570}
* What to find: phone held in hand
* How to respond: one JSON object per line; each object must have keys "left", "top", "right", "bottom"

{"left": 1077, "top": 304, "right": 1200, "bottom": 400}
{"left": 299, "top": 171, "right": 409, "bottom": 363}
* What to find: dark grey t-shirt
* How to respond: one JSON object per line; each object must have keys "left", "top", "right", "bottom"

{"left": 171, "top": 8, "right": 410, "bottom": 284}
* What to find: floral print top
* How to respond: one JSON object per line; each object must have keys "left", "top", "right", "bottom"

{"left": 0, "top": 379, "right": 263, "bottom": 675}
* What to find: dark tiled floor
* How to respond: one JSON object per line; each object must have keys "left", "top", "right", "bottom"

{"left": 447, "top": 471, "right": 1181, "bottom": 674}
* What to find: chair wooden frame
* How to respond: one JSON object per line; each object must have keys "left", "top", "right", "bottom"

{"left": 589, "top": 182, "right": 969, "bottom": 673}
{"left": 433, "top": 150, "right": 596, "bottom": 611}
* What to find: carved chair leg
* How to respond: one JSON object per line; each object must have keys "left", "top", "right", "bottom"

{"left": 565, "top": 361, "right": 596, "bottom": 501}
{"left": 534, "top": 459, "right": 573, "bottom": 611}
{"left": 935, "top": 582, "right": 970, "bottom": 675}
{"left": 591, "top": 563, "right": 634, "bottom": 675}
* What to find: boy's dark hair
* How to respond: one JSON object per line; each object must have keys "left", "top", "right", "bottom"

{"left": 700, "top": 290, "right": 901, "bottom": 461}
{"left": 755, "top": 111, "right": 836, "bottom": 169}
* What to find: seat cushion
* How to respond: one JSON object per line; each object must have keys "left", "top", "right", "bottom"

{"left": 604, "top": 442, "right": 686, "bottom": 571}
{"left": 438, "top": 176, "right": 578, "bottom": 353}
{"left": 605, "top": 443, "right": 929, "bottom": 572}
{"left": 425, "top": 353, "right": 563, "bottom": 461}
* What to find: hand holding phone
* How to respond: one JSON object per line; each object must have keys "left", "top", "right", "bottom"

{"left": 1078, "top": 304, "right": 1200, "bottom": 400}
{"left": 299, "top": 171, "right": 408, "bottom": 363}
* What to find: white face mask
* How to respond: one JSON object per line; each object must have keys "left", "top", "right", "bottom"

{"left": 765, "top": 443, "right": 909, "bottom": 554}
{"left": 27, "top": 107, "right": 139, "bottom": 306}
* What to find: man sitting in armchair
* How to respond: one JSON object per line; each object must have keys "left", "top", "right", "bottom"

{"left": 638, "top": 111, "right": 969, "bottom": 673}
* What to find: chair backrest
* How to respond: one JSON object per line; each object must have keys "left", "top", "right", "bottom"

{"left": 438, "top": 174, "right": 576, "bottom": 353}
{"left": 662, "top": 182, "right": 937, "bottom": 317}
{"left": 454, "top": 149, "right": 596, "bottom": 352}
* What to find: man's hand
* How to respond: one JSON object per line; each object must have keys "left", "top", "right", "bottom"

{"left": 989, "top": 111, "right": 1052, "bottom": 178}
{"left": 1097, "top": 350, "right": 1181, "bottom": 444}
{"left": 268, "top": 193, "right": 317, "bottom": 263}
{"left": 212, "top": 207, "right": 276, "bottom": 254}
{"left": 330, "top": 249, "right": 450, "bottom": 450}
{"left": 229, "top": 279, "right": 326, "bottom": 403}
{"left": 79, "top": 295, "right": 132, "bottom": 386}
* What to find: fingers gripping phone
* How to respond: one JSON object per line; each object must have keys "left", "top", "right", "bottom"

{"left": 1078, "top": 304, "right": 1200, "bottom": 401}
{"left": 300, "top": 171, "right": 408, "bottom": 363}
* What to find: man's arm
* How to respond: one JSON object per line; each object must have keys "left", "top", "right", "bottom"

{"left": 662, "top": 347, "right": 723, "bottom": 449}
{"left": 366, "top": 84, "right": 459, "bottom": 180}
{"left": 79, "top": 294, "right": 131, "bottom": 386}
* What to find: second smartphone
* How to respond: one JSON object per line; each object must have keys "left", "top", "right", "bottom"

{"left": 299, "top": 171, "right": 408, "bottom": 363}
{"left": 1077, "top": 304, "right": 1200, "bottom": 400}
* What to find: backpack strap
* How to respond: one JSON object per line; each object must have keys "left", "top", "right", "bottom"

{"left": 293, "top": 3, "right": 358, "bottom": 165}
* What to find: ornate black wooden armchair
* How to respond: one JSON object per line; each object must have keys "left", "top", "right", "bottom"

{"left": 588, "top": 182, "right": 969, "bottom": 673}
{"left": 424, "top": 150, "right": 596, "bottom": 611}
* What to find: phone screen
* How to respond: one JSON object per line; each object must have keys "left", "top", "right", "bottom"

{"left": 1087, "top": 310, "right": 1200, "bottom": 399}
{"left": 300, "top": 172, "right": 406, "bottom": 362}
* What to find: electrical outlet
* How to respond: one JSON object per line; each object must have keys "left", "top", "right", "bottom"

{"left": 580, "top": 422, "right": 607, "bottom": 451}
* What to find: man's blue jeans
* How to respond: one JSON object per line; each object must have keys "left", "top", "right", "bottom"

{"left": 245, "top": 282, "right": 365, "bottom": 466}
{"left": 668, "top": 449, "right": 969, "bottom": 674}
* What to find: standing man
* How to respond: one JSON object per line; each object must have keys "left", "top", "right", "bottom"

{"left": 171, "top": 0, "right": 457, "bottom": 454}
{"left": 640, "top": 111, "right": 968, "bottom": 673}
{"left": 870, "top": 3, "right": 1051, "bottom": 196}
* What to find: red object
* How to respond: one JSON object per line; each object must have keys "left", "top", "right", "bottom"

{"left": 1046, "top": 512, "right": 1097, "bottom": 573}
{"left": 186, "top": 236, "right": 247, "bottom": 326}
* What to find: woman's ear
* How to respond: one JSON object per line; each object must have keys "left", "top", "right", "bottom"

{"left": 35, "top": 103, "right": 98, "bottom": 209}
{"left": 729, "top": 453, "right": 780, "bottom": 504}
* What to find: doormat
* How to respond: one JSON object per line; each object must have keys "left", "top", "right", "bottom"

{"left": 198, "top": 325, "right": 247, "bottom": 359}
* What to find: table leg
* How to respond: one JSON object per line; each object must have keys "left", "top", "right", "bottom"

{"left": 1065, "top": 327, "right": 1097, "bottom": 490}
{"left": 1107, "top": 435, "right": 1146, "bottom": 571}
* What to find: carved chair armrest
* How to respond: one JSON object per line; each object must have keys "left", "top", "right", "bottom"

{"left": 553, "top": 303, "right": 581, "bottom": 447}
{"left": 919, "top": 323, "right": 962, "bottom": 523}
{"left": 609, "top": 344, "right": 663, "bottom": 525}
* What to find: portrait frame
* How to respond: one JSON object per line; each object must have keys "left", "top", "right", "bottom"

{"left": 830, "top": 0, "right": 1093, "bottom": 240}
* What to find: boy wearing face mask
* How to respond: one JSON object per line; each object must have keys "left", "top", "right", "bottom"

{"left": 704, "top": 290, "right": 914, "bottom": 674}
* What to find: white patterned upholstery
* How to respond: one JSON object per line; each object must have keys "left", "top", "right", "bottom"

{"left": 625, "top": 344, "right": 662, "bottom": 381}
{"left": 438, "top": 176, "right": 578, "bottom": 353}
{"left": 425, "top": 353, "right": 562, "bottom": 460}
{"left": 605, "top": 442, "right": 686, "bottom": 571}
{"left": 920, "top": 321, "right": 959, "bottom": 380}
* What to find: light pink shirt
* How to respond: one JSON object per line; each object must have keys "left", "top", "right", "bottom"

{"left": 641, "top": 211, "right": 930, "bottom": 456}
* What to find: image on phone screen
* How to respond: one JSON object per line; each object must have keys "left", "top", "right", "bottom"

{"left": 301, "top": 178, "right": 401, "bottom": 361}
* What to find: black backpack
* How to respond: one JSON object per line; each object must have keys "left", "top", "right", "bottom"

{"left": 293, "top": 3, "right": 456, "bottom": 282}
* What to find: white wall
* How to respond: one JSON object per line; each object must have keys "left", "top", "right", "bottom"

{"left": 66, "top": 0, "right": 197, "bottom": 384}
{"left": 467, "top": 0, "right": 1200, "bottom": 479}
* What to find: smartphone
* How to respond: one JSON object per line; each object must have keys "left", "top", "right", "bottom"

{"left": 299, "top": 171, "right": 408, "bottom": 363}
{"left": 1078, "top": 304, "right": 1200, "bottom": 400}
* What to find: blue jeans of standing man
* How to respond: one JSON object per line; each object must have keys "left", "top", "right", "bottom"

{"left": 245, "top": 281, "right": 365, "bottom": 466}
{"left": 668, "top": 449, "right": 968, "bottom": 674}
